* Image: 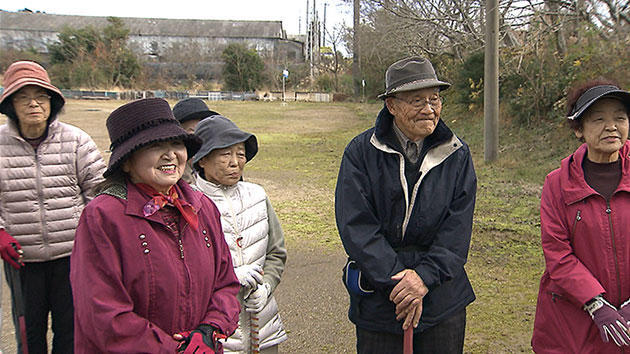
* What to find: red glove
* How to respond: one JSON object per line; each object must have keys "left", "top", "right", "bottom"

{"left": 0, "top": 229, "right": 23, "bottom": 269}
{"left": 176, "top": 325, "right": 225, "bottom": 354}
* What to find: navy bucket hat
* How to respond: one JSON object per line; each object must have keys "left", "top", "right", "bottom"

{"left": 192, "top": 115, "right": 258, "bottom": 173}
{"left": 172, "top": 98, "right": 219, "bottom": 123}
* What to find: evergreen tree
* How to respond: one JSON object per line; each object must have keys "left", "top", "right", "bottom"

{"left": 221, "top": 43, "right": 265, "bottom": 91}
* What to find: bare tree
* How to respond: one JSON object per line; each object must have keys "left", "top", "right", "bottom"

{"left": 318, "top": 24, "right": 349, "bottom": 91}
{"left": 362, "top": 0, "right": 629, "bottom": 60}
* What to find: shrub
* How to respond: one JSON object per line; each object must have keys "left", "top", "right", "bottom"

{"left": 221, "top": 43, "right": 266, "bottom": 91}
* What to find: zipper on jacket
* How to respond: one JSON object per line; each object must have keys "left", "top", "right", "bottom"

{"left": 163, "top": 220, "right": 188, "bottom": 259}
{"left": 571, "top": 210, "right": 581, "bottom": 236}
{"left": 164, "top": 223, "right": 185, "bottom": 259}
{"left": 35, "top": 149, "right": 50, "bottom": 251}
{"left": 223, "top": 188, "right": 244, "bottom": 265}
{"left": 551, "top": 292, "right": 563, "bottom": 303}
{"left": 397, "top": 135, "right": 462, "bottom": 239}
{"left": 179, "top": 223, "right": 190, "bottom": 260}
{"left": 605, "top": 202, "right": 622, "bottom": 303}
{"left": 177, "top": 237, "right": 184, "bottom": 259}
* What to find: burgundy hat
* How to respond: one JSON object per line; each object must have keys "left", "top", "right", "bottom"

{"left": 0, "top": 61, "right": 65, "bottom": 115}
{"left": 104, "top": 98, "right": 201, "bottom": 177}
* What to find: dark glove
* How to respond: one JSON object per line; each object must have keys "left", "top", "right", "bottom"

{"left": 0, "top": 229, "right": 23, "bottom": 269}
{"left": 176, "top": 325, "right": 225, "bottom": 354}
{"left": 619, "top": 298, "right": 630, "bottom": 327}
{"left": 585, "top": 295, "right": 630, "bottom": 346}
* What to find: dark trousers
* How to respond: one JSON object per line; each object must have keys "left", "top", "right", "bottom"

{"left": 4, "top": 257, "right": 74, "bottom": 354}
{"left": 356, "top": 308, "right": 467, "bottom": 354}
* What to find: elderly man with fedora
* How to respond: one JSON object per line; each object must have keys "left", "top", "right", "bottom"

{"left": 335, "top": 57, "right": 477, "bottom": 353}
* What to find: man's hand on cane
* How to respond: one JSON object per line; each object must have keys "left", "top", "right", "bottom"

{"left": 390, "top": 269, "right": 428, "bottom": 330}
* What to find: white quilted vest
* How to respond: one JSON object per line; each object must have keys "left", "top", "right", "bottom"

{"left": 195, "top": 178, "right": 288, "bottom": 352}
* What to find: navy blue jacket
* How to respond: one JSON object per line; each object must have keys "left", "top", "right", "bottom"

{"left": 335, "top": 106, "right": 477, "bottom": 334}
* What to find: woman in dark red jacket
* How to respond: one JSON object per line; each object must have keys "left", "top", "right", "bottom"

{"left": 70, "top": 98, "right": 240, "bottom": 353}
{"left": 532, "top": 80, "right": 630, "bottom": 353}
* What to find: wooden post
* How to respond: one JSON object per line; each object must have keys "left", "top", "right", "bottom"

{"left": 484, "top": 0, "right": 499, "bottom": 162}
{"left": 352, "top": 0, "right": 361, "bottom": 98}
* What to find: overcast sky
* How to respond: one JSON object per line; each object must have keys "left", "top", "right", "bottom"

{"left": 2, "top": 0, "right": 353, "bottom": 36}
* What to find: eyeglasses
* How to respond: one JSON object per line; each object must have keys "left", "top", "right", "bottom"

{"left": 394, "top": 95, "right": 441, "bottom": 109}
{"left": 12, "top": 94, "right": 51, "bottom": 106}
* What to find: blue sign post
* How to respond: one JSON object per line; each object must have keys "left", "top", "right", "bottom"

{"left": 282, "top": 69, "right": 289, "bottom": 102}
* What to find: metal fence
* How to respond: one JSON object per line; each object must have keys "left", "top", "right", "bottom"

{"left": 55, "top": 89, "right": 331, "bottom": 102}
{"left": 0, "top": 87, "right": 333, "bottom": 102}
{"left": 58, "top": 89, "right": 261, "bottom": 101}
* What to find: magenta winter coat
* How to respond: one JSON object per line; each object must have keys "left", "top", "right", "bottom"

{"left": 70, "top": 180, "right": 240, "bottom": 353}
{"left": 532, "top": 141, "right": 630, "bottom": 353}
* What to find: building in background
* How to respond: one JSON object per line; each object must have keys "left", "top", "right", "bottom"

{"left": 0, "top": 10, "right": 305, "bottom": 81}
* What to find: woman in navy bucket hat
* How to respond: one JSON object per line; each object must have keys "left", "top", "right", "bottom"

{"left": 192, "top": 116, "right": 288, "bottom": 353}
{"left": 70, "top": 98, "right": 240, "bottom": 353}
{"left": 532, "top": 79, "right": 630, "bottom": 352}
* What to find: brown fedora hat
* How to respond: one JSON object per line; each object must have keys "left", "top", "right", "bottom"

{"left": 378, "top": 57, "right": 450, "bottom": 99}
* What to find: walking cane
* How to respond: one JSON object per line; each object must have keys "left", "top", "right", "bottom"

{"left": 403, "top": 327, "right": 413, "bottom": 354}
{"left": 249, "top": 283, "right": 261, "bottom": 354}
{"left": 7, "top": 245, "right": 28, "bottom": 354}
{"left": 250, "top": 311, "right": 260, "bottom": 354}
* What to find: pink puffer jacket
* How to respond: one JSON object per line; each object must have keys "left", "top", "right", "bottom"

{"left": 0, "top": 118, "right": 106, "bottom": 262}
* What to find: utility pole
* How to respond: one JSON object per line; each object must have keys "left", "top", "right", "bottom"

{"left": 308, "top": 0, "right": 314, "bottom": 83}
{"left": 352, "top": 0, "right": 360, "bottom": 98}
{"left": 323, "top": 2, "right": 327, "bottom": 46}
{"left": 484, "top": 0, "right": 499, "bottom": 161}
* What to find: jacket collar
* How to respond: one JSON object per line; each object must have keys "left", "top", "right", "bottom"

{"left": 374, "top": 104, "right": 454, "bottom": 154}
{"left": 7, "top": 117, "right": 58, "bottom": 141}
{"left": 195, "top": 176, "right": 237, "bottom": 193}
{"left": 561, "top": 140, "right": 630, "bottom": 204}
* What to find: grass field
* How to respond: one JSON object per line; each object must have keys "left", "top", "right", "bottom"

{"left": 1, "top": 98, "right": 582, "bottom": 352}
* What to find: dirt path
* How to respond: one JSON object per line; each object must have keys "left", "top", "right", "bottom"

{"left": 0, "top": 241, "right": 355, "bottom": 353}
{"left": 274, "top": 243, "right": 354, "bottom": 353}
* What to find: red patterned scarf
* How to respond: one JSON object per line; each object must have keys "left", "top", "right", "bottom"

{"left": 135, "top": 183, "right": 199, "bottom": 231}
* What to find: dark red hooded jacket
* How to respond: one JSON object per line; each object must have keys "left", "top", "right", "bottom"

{"left": 532, "top": 141, "right": 630, "bottom": 353}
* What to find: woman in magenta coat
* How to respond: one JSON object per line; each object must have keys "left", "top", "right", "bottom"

{"left": 532, "top": 80, "right": 630, "bottom": 353}
{"left": 70, "top": 98, "right": 240, "bottom": 353}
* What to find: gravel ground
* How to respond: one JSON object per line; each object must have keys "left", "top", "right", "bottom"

{"left": 274, "top": 243, "right": 354, "bottom": 353}
{"left": 0, "top": 241, "right": 355, "bottom": 353}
